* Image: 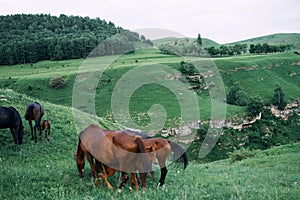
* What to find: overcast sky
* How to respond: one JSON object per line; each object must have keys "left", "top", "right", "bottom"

{"left": 1, "top": 0, "right": 299, "bottom": 43}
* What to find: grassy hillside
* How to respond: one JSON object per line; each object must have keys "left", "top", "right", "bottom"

{"left": 153, "top": 37, "right": 220, "bottom": 48}
{"left": 0, "top": 88, "right": 299, "bottom": 199}
{"left": 1, "top": 49, "right": 299, "bottom": 123}
{"left": 227, "top": 33, "right": 300, "bottom": 50}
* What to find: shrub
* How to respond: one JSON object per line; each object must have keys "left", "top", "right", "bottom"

{"left": 229, "top": 148, "right": 260, "bottom": 163}
{"left": 49, "top": 76, "right": 66, "bottom": 89}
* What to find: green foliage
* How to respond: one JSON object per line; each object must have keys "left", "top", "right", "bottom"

{"left": 179, "top": 61, "right": 197, "bottom": 76}
{"left": 247, "top": 95, "right": 264, "bottom": 117}
{"left": 272, "top": 84, "right": 287, "bottom": 110}
{"left": 49, "top": 76, "right": 66, "bottom": 89}
{"left": 249, "top": 43, "right": 293, "bottom": 54}
{"left": 0, "top": 14, "right": 151, "bottom": 65}
{"left": 229, "top": 148, "right": 260, "bottom": 163}
{"left": 205, "top": 44, "right": 248, "bottom": 56}
{"left": 159, "top": 42, "right": 204, "bottom": 56}
{"left": 226, "top": 83, "right": 248, "bottom": 106}
{"left": 196, "top": 33, "right": 202, "bottom": 46}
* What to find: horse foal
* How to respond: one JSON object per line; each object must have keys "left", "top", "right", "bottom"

{"left": 41, "top": 120, "right": 51, "bottom": 141}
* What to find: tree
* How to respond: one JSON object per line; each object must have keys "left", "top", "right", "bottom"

{"left": 226, "top": 83, "right": 248, "bottom": 106}
{"left": 272, "top": 85, "right": 287, "bottom": 110}
{"left": 247, "top": 96, "right": 264, "bottom": 117}
{"left": 197, "top": 33, "right": 202, "bottom": 46}
{"left": 179, "top": 61, "right": 197, "bottom": 76}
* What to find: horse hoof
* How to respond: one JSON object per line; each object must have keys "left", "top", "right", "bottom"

{"left": 117, "top": 189, "right": 122, "bottom": 193}
{"left": 129, "top": 187, "right": 133, "bottom": 192}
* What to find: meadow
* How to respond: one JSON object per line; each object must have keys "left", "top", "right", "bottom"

{"left": 0, "top": 89, "right": 299, "bottom": 199}
{"left": 0, "top": 47, "right": 300, "bottom": 199}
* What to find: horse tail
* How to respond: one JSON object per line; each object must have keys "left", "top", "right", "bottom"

{"left": 24, "top": 104, "right": 34, "bottom": 120}
{"left": 168, "top": 141, "right": 189, "bottom": 170}
{"left": 134, "top": 136, "right": 151, "bottom": 173}
{"left": 76, "top": 137, "right": 85, "bottom": 177}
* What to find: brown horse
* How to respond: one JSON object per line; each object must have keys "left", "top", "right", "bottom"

{"left": 41, "top": 120, "right": 51, "bottom": 141}
{"left": 0, "top": 106, "right": 24, "bottom": 145}
{"left": 75, "top": 125, "right": 151, "bottom": 191}
{"left": 142, "top": 138, "right": 188, "bottom": 186}
{"left": 24, "top": 102, "right": 44, "bottom": 142}
{"left": 91, "top": 136, "right": 188, "bottom": 187}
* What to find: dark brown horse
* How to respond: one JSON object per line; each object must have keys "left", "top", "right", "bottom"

{"left": 0, "top": 105, "right": 24, "bottom": 145}
{"left": 75, "top": 125, "right": 151, "bottom": 191}
{"left": 24, "top": 102, "right": 44, "bottom": 142}
{"left": 41, "top": 120, "right": 51, "bottom": 141}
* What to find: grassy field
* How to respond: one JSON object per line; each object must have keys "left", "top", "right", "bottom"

{"left": 0, "top": 89, "right": 299, "bottom": 199}
{"left": 0, "top": 45, "right": 300, "bottom": 199}
{"left": 0, "top": 48, "right": 299, "bottom": 125}
{"left": 0, "top": 90, "right": 299, "bottom": 200}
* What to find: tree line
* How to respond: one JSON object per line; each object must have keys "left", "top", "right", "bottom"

{"left": 204, "top": 43, "right": 292, "bottom": 56}
{"left": 158, "top": 34, "right": 293, "bottom": 57}
{"left": 0, "top": 14, "right": 151, "bottom": 65}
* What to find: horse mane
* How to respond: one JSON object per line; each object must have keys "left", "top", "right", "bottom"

{"left": 8, "top": 107, "right": 22, "bottom": 122}
{"left": 8, "top": 106, "right": 18, "bottom": 113}
{"left": 127, "top": 130, "right": 151, "bottom": 139}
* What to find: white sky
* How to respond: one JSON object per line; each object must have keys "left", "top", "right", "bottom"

{"left": 1, "top": 0, "right": 299, "bottom": 44}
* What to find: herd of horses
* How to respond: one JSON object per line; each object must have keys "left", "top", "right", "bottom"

{"left": 0, "top": 102, "right": 50, "bottom": 144}
{"left": 0, "top": 103, "right": 189, "bottom": 192}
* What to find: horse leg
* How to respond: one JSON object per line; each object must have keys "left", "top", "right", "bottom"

{"left": 76, "top": 141, "right": 85, "bottom": 177}
{"left": 157, "top": 152, "right": 168, "bottom": 187}
{"left": 158, "top": 167, "right": 168, "bottom": 187}
{"left": 10, "top": 128, "right": 18, "bottom": 145}
{"left": 85, "top": 152, "right": 100, "bottom": 186}
{"left": 28, "top": 120, "right": 35, "bottom": 141}
{"left": 46, "top": 129, "right": 50, "bottom": 142}
{"left": 36, "top": 120, "right": 42, "bottom": 141}
{"left": 45, "top": 129, "right": 50, "bottom": 142}
{"left": 118, "top": 172, "right": 129, "bottom": 192}
{"left": 37, "top": 119, "right": 42, "bottom": 138}
{"left": 100, "top": 164, "right": 114, "bottom": 189}
{"left": 130, "top": 173, "right": 139, "bottom": 192}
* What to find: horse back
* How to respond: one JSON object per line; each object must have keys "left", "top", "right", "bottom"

{"left": 0, "top": 106, "right": 21, "bottom": 129}
{"left": 25, "top": 102, "right": 44, "bottom": 120}
{"left": 79, "top": 125, "right": 117, "bottom": 166}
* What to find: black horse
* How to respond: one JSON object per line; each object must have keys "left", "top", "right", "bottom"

{"left": 24, "top": 102, "right": 44, "bottom": 142}
{"left": 0, "top": 105, "right": 24, "bottom": 145}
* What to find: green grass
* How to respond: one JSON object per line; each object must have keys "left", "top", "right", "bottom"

{"left": 0, "top": 89, "right": 299, "bottom": 199}
{"left": 228, "top": 33, "right": 300, "bottom": 50}
{"left": 0, "top": 49, "right": 299, "bottom": 126}
{"left": 1, "top": 75, "right": 299, "bottom": 199}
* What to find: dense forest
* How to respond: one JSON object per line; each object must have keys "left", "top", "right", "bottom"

{"left": 0, "top": 14, "right": 152, "bottom": 65}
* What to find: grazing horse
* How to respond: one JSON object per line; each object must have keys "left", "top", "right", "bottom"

{"left": 0, "top": 106, "right": 24, "bottom": 145}
{"left": 141, "top": 138, "right": 188, "bottom": 186}
{"left": 24, "top": 102, "right": 44, "bottom": 142}
{"left": 41, "top": 120, "right": 51, "bottom": 141}
{"left": 75, "top": 125, "right": 151, "bottom": 191}
{"left": 94, "top": 130, "right": 189, "bottom": 187}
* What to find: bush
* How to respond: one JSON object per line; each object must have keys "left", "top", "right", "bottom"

{"left": 49, "top": 76, "right": 66, "bottom": 89}
{"left": 229, "top": 148, "right": 260, "bottom": 163}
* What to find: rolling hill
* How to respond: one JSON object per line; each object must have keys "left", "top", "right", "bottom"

{"left": 227, "top": 33, "right": 300, "bottom": 50}
{"left": 154, "top": 33, "right": 300, "bottom": 52}
{"left": 153, "top": 37, "right": 220, "bottom": 48}
{"left": 0, "top": 87, "right": 299, "bottom": 199}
